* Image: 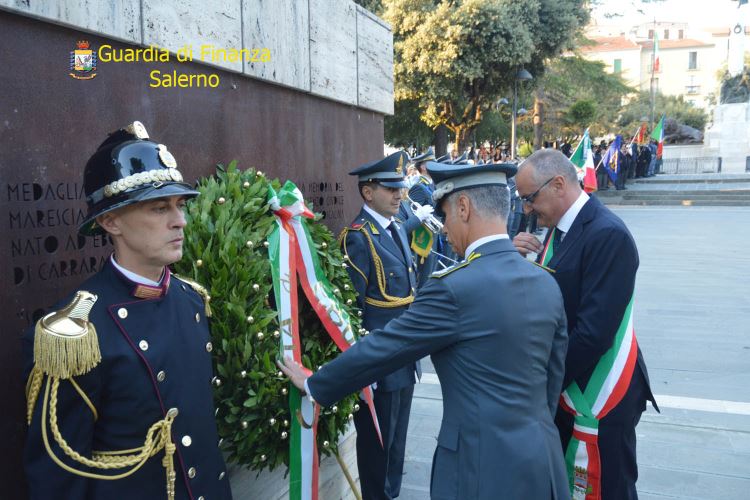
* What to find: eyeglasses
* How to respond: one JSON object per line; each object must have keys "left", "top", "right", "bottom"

{"left": 519, "top": 177, "right": 555, "bottom": 205}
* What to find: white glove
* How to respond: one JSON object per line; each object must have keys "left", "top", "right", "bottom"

{"left": 414, "top": 203, "right": 434, "bottom": 222}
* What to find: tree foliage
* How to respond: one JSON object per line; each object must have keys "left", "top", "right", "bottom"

{"left": 176, "top": 163, "right": 361, "bottom": 470}
{"left": 540, "top": 55, "right": 633, "bottom": 140}
{"left": 617, "top": 91, "right": 708, "bottom": 133}
{"left": 383, "top": 0, "right": 589, "bottom": 151}
{"left": 384, "top": 98, "right": 436, "bottom": 148}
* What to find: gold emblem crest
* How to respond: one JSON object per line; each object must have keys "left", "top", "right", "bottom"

{"left": 125, "top": 121, "right": 149, "bottom": 139}
{"left": 157, "top": 144, "right": 178, "bottom": 169}
{"left": 395, "top": 155, "right": 404, "bottom": 175}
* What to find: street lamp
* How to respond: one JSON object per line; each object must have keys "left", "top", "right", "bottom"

{"left": 511, "top": 68, "right": 533, "bottom": 159}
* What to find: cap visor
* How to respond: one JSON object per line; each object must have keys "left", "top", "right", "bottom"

{"left": 78, "top": 182, "right": 200, "bottom": 236}
{"left": 130, "top": 182, "right": 200, "bottom": 202}
{"left": 378, "top": 180, "right": 408, "bottom": 188}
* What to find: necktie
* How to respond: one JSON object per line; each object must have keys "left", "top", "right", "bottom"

{"left": 552, "top": 227, "right": 563, "bottom": 251}
{"left": 388, "top": 222, "right": 406, "bottom": 260}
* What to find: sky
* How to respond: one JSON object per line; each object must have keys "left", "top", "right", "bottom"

{"left": 592, "top": 0, "right": 746, "bottom": 29}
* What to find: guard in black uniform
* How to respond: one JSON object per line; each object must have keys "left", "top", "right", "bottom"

{"left": 23, "top": 122, "right": 232, "bottom": 500}
{"left": 339, "top": 151, "right": 420, "bottom": 500}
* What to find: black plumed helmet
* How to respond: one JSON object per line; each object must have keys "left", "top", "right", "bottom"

{"left": 78, "top": 121, "right": 199, "bottom": 236}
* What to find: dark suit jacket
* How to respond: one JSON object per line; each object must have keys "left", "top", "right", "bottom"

{"left": 23, "top": 260, "right": 232, "bottom": 500}
{"left": 340, "top": 207, "right": 419, "bottom": 392}
{"left": 545, "top": 195, "right": 656, "bottom": 409}
{"left": 311, "top": 239, "right": 570, "bottom": 500}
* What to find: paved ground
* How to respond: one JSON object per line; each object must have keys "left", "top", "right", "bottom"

{"left": 399, "top": 206, "right": 750, "bottom": 500}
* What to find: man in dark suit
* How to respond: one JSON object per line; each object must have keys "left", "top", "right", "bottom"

{"left": 23, "top": 122, "right": 232, "bottom": 499}
{"left": 513, "top": 148, "right": 658, "bottom": 500}
{"left": 338, "top": 151, "right": 420, "bottom": 499}
{"left": 282, "top": 162, "right": 571, "bottom": 500}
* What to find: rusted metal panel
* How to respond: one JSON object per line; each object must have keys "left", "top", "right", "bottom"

{"left": 0, "top": 10, "right": 384, "bottom": 498}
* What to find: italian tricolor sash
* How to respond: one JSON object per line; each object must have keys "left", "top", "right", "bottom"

{"left": 538, "top": 227, "right": 558, "bottom": 266}
{"left": 559, "top": 297, "right": 639, "bottom": 500}
{"left": 267, "top": 181, "right": 381, "bottom": 500}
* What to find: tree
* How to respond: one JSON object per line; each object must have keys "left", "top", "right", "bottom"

{"left": 539, "top": 55, "right": 633, "bottom": 141}
{"left": 384, "top": 98, "right": 437, "bottom": 149}
{"left": 617, "top": 91, "right": 708, "bottom": 134}
{"left": 382, "top": 0, "right": 589, "bottom": 152}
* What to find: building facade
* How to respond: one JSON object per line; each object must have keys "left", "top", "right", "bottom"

{"left": 582, "top": 21, "right": 749, "bottom": 109}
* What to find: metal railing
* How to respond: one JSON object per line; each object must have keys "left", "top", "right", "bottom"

{"left": 660, "top": 156, "right": 722, "bottom": 174}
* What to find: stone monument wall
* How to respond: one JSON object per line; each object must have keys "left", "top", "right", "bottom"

{"left": 0, "top": 1, "right": 392, "bottom": 497}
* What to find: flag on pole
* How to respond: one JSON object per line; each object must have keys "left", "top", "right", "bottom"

{"left": 651, "top": 114, "right": 665, "bottom": 158}
{"left": 569, "top": 129, "right": 598, "bottom": 193}
{"left": 635, "top": 123, "right": 647, "bottom": 146}
{"left": 601, "top": 135, "right": 622, "bottom": 184}
{"left": 653, "top": 33, "right": 660, "bottom": 72}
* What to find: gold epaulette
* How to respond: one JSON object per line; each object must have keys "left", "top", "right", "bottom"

{"left": 25, "top": 290, "right": 179, "bottom": 499}
{"left": 26, "top": 291, "right": 101, "bottom": 424}
{"left": 431, "top": 252, "right": 481, "bottom": 279}
{"left": 173, "top": 274, "right": 212, "bottom": 317}
{"left": 33, "top": 291, "right": 101, "bottom": 380}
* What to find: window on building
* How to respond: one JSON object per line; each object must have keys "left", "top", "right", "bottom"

{"left": 678, "top": 29, "right": 684, "bottom": 39}
{"left": 648, "top": 29, "right": 654, "bottom": 39}
{"left": 688, "top": 51, "right": 698, "bottom": 70}
{"left": 613, "top": 59, "right": 622, "bottom": 73}
{"left": 664, "top": 29, "right": 670, "bottom": 39}
{"left": 686, "top": 75, "right": 700, "bottom": 94}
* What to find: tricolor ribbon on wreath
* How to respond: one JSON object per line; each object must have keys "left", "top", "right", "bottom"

{"left": 267, "top": 181, "right": 382, "bottom": 500}
{"left": 559, "top": 297, "right": 639, "bottom": 500}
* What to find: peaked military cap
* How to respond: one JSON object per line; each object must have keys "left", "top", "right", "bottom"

{"left": 349, "top": 150, "right": 409, "bottom": 188}
{"left": 411, "top": 147, "right": 435, "bottom": 164}
{"left": 426, "top": 162, "right": 517, "bottom": 210}
{"left": 79, "top": 121, "right": 200, "bottom": 236}
{"left": 451, "top": 151, "right": 468, "bottom": 164}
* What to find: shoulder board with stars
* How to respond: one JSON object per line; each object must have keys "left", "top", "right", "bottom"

{"left": 430, "top": 252, "right": 480, "bottom": 279}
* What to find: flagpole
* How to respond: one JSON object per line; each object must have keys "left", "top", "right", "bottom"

{"left": 650, "top": 17, "right": 657, "bottom": 131}
{"left": 626, "top": 125, "right": 640, "bottom": 150}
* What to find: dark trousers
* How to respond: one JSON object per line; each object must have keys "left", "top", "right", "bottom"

{"left": 597, "top": 168, "right": 609, "bottom": 190}
{"left": 556, "top": 366, "right": 649, "bottom": 500}
{"left": 615, "top": 170, "right": 626, "bottom": 190}
{"left": 353, "top": 385, "right": 415, "bottom": 500}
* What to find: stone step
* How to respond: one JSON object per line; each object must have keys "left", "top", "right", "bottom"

{"left": 603, "top": 199, "right": 750, "bottom": 206}
{"left": 633, "top": 174, "right": 750, "bottom": 184}
{"left": 596, "top": 191, "right": 750, "bottom": 198}
{"left": 620, "top": 193, "right": 750, "bottom": 200}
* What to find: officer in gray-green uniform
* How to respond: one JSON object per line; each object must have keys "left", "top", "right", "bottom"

{"left": 283, "top": 162, "right": 570, "bottom": 500}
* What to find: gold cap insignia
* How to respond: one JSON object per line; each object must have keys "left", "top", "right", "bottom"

{"left": 395, "top": 155, "right": 404, "bottom": 175}
{"left": 157, "top": 144, "right": 178, "bottom": 169}
{"left": 125, "top": 121, "right": 149, "bottom": 139}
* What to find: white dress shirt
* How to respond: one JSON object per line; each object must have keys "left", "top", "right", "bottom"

{"left": 363, "top": 203, "right": 396, "bottom": 235}
{"left": 110, "top": 254, "right": 163, "bottom": 286}
{"left": 555, "top": 191, "right": 589, "bottom": 240}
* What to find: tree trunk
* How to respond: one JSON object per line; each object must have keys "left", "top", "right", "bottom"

{"left": 454, "top": 125, "right": 473, "bottom": 154}
{"left": 533, "top": 88, "right": 545, "bottom": 151}
{"left": 434, "top": 124, "right": 449, "bottom": 157}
